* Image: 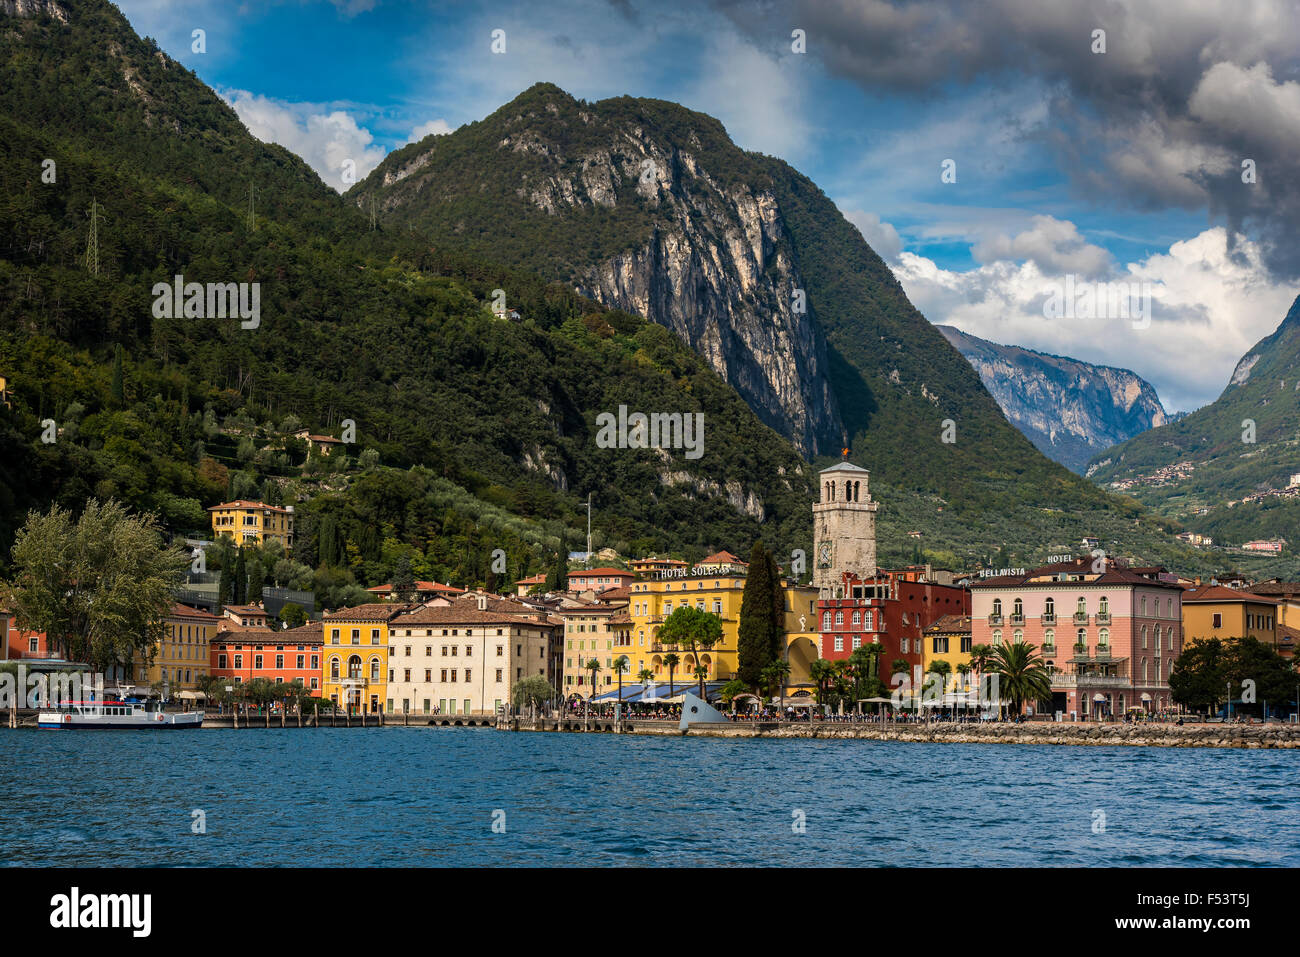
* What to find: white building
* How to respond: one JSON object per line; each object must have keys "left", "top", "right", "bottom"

{"left": 385, "top": 601, "right": 555, "bottom": 716}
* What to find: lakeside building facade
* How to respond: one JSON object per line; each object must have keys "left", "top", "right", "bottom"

{"left": 1181, "top": 585, "right": 1279, "bottom": 652}
{"left": 385, "top": 602, "right": 553, "bottom": 715}
{"left": 565, "top": 568, "right": 635, "bottom": 594}
{"left": 970, "top": 557, "right": 1184, "bottom": 718}
{"left": 207, "top": 500, "right": 295, "bottom": 548}
{"left": 133, "top": 603, "right": 221, "bottom": 693}
{"left": 557, "top": 597, "right": 631, "bottom": 699}
{"left": 1244, "top": 581, "right": 1300, "bottom": 658}
{"left": 209, "top": 621, "right": 322, "bottom": 692}
{"left": 321, "top": 604, "right": 406, "bottom": 713}
{"left": 627, "top": 574, "right": 820, "bottom": 691}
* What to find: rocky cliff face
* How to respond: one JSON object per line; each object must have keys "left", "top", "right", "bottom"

{"left": 937, "top": 325, "right": 1169, "bottom": 472}
{"left": 366, "top": 88, "right": 843, "bottom": 456}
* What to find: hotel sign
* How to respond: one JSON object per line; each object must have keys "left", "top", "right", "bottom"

{"left": 979, "top": 567, "right": 1025, "bottom": 578}
{"left": 657, "top": 565, "right": 745, "bottom": 579}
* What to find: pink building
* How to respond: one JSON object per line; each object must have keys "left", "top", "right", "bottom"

{"left": 970, "top": 556, "right": 1183, "bottom": 718}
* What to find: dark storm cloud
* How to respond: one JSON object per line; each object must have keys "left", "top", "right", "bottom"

{"left": 715, "top": 0, "right": 1300, "bottom": 278}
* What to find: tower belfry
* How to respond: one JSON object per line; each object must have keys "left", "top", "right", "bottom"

{"left": 812, "top": 458, "right": 878, "bottom": 596}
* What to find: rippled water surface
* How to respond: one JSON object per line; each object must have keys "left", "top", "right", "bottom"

{"left": 3, "top": 728, "right": 1297, "bottom": 866}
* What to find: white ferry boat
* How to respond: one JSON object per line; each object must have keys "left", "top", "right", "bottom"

{"left": 37, "top": 698, "right": 204, "bottom": 730}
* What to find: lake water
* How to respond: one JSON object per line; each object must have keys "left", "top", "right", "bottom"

{"left": 3, "top": 728, "right": 1298, "bottom": 867}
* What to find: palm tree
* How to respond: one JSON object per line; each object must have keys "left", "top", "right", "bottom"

{"left": 925, "top": 660, "right": 952, "bottom": 719}
{"left": 984, "top": 641, "right": 1053, "bottom": 720}
{"left": 637, "top": 667, "right": 653, "bottom": 687}
{"left": 585, "top": 657, "right": 601, "bottom": 700}
{"left": 663, "top": 653, "right": 680, "bottom": 696}
{"left": 809, "top": 658, "right": 835, "bottom": 706}
{"left": 691, "top": 664, "right": 708, "bottom": 697}
{"left": 612, "top": 655, "right": 630, "bottom": 703}
{"left": 969, "top": 643, "right": 994, "bottom": 675}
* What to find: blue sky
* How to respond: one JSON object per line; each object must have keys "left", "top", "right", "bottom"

{"left": 116, "top": 0, "right": 1300, "bottom": 414}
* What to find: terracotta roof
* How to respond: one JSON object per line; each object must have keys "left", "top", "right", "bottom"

{"left": 224, "top": 604, "right": 267, "bottom": 615}
{"left": 924, "top": 614, "right": 971, "bottom": 634}
{"left": 324, "top": 603, "right": 410, "bottom": 622}
{"left": 608, "top": 612, "right": 632, "bottom": 625}
{"left": 1183, "top": 585, "right": 1279, "bottom": 604}
{"left": 450, "top": 593, "right": 538, "bottom": 615}
{"left": 516, "top": 573, "right": 548, "bottom": 585}
{"left": 699, "top": 550, "right": 747, "bottom": 565}
{"left": 1246, "top": 582, "right": 1300, "bottom": 597}
{"left": 597, "top": 586, "right": 632, "bottom": 602}
{"left": 391, "top": 605, "right": 552, "bottom": 627}
{"left": 280, "top": 622, "right": 324, "bottom": 643}
{"left": 367, "top": 581, "right": 465, "bottom": 595}
{"left": 206, "top": 500, "right": 293, "bottom": 513}
{"left": 168, "top": 603, "right": 220, "bottom": 621}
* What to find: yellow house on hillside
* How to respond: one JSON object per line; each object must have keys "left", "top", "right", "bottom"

{"left": 207, "top": 500, "right": 295, "bottom": 548}
{"left": 321, "top": 604, "right": 406, "bottom": 714}
{"left": 625, "top": 573, "right": 820, "bottom": 692}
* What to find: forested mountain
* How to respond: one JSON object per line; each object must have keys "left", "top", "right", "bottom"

{"left": 0, "top": 0, "right": 817, "bottom": 593}
{"left": 1087, "top": 295, "right": 1300, "bottom": 549}
{"left": 349, "top": 82, "right": 1206, "bottom": 571}
{"left": 938, "top": 325, "right": 1170, "bottom": 473}
{"left": 0, "top": 0, "right": 1220, "bottom": 590}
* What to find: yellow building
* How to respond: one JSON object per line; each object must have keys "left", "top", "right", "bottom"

{"left": 1181, "top": 585, "right": 1279, "bottom": 648}
{"left": 557, "top": 598, "right": 629, "bottom": 699}
{"left": 207, "top": 500, "right": 295, "bottom": 549}
{"left": 921, "top": 614, "right": 974, "bottom": 701}
{"left": 626, "top": 572, "right": 820, "bottom": 690}
{"left": 321, "top": 604, "right": 404, "bottom": 713}
{"left": 133, "top": 603, "right": 221, "bottom": 694}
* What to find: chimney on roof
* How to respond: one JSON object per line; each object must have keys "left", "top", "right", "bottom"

{"left": 477, "top": 595, "right": 488, "bottom": 612}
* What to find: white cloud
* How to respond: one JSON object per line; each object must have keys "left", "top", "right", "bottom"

{"left": 972, "top": 215, "right": 1111, "bottom": 278}
{"left": 894, "top": 225, "right": 1297, "bottom": 413}
{"left": 224, "top": 89, "right": 386, "bottom": 191}
{"left": 407, "top": 118, "right": 453, "bottom": 143}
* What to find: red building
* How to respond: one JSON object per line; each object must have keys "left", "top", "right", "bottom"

{"left": 1, "top": 611, "right": 52, "bottom": 659}
{"left": 817, "top": 569, "right": 971, "bottom": 672}
{"left": 210, "top": 621, "right": 323, "bottom": 693}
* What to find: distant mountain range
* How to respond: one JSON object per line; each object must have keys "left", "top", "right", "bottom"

{"left": 1086, "top": 295, "right": 1300, "bottom": 549}
{"left": 937, "top": 326, "right": 1170, "bottom": 473}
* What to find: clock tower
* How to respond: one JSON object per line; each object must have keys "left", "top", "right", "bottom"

{"left": 812, "top": 459, "right": 878, "bottom": 596}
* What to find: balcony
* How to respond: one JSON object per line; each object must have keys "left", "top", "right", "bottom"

{"left": 1095, "top": 612, "right": 1112, "bottom": 625}
{"left": 987, "top": 614, "right": 1003, "bottom": 626}
{"left": 1095, "top": 646, "right": 1112, "bottom": 660}
{"left": 1073, "top": 612, "right": 1089, "bottom": 624}
{"left": 1009, "top": 614, "right": 1024, "bottom": 625}
{"left": 1041, "top": 613, "right": 1056, "bottom": 625}
{"left": 1040, "top": 645, "right": 1057, "bottom": 657}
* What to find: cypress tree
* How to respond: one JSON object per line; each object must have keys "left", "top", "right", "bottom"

{"left": 768, "top": 547, "right": 786, "bottom": 666}
{"left": 737, "top": 541, "right": 775, "bottom": 689}
{"left": 248, "top": 564, "right": 264, "bottom": 604}
{"left": 233, "top": 547, "right": 247, "bottom": 605}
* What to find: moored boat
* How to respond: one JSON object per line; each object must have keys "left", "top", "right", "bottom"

{"left": 37, "top": 698, "right": 203, "bottom": 729}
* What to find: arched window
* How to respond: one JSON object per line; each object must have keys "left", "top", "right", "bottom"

{"left": 1043, "top": 628, "right": 1055, "bottom": 649}
{"left": 1141, "top": 625, "right": 1148, "bottom": 649}
{"left": 992, "top": 599, "right": 1002, "bottom": 617}
{"left": 992, "top": 629, "right": 1002, "bottom": 645}
{"left": 370, "top": 657, "right": 380, "bottom": 681}
{"left": 1099, "top": 597, "right": 1109, "bottom": 617}
{"left": 863, "top": 609, "right": 874, "bottom": 630}
{"left": 1012, "top": 598, "right": 1023, "bottom": 620}
{"left": 822, "top": 611, "right": 831, "bottom": 630}
{"left": 1076, "top": 596, "right": 1087, "bottom": 616}
{"left": 1098, "top": 628, "right": 1110, "bottom": 648}
{"left": 330, "top": 657, "right": 340, "bottom": 680}
{"left": 1076, "top": 628, "right": 1086, "bottom": 648}
{"left": 834, "top": 611, "right": 844, "bottom": 626}
{"left": 347, "top": 655, "right": 362, "bottom": 679}
{"left": 1013, "top": 629, "right": 1023, "bottom": 644}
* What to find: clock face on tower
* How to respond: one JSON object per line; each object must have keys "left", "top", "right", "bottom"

{"left": 818, "top": 540, "right": 833, "bottom": 568}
